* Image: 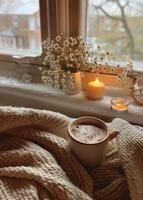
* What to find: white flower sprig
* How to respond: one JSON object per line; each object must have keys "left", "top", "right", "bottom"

{"left": 41, "top": 33, "right": 90, "bottom": 88}
{"left": 41, "top": 37, "right": 133, "bottom": 89}
{"left": 86, "top": 46, "right": 133, "bottom": 86}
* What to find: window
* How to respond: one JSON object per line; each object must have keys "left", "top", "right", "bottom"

{"left": 119, "top": 22, "right": 125, "bottom": 32}
{"left": 104, "top": 18, "right": 111, "bottom": 32}
{"left": 12, "top": 16, "right": 19, "bottom": 28}
{"left": 0, "top": 0, "right": 81, "bottom": 60}
{"left": 87, "top": 0, "right": 143, "bottom": 71}
{"left": 116, "top": 40, "right": 123, "bottom": 54}
{"left": 3, "top": 37, "right": 16, "bottom": 49}
{"left": 28, "top": 17, "right": 36, "bottom": 31}
{"left": 0, "top": 0, "right": 41, "bottom": 56}
{"left": 17, "top": 37, "right": 23, "bottom": 49}
{"left": 29, "top": 37, "right": 37, "bottom": 50}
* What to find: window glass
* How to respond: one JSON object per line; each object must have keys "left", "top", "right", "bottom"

{"left": 0, "top": 0, "right": 41, "bottom": 56}
{"left": 87, "top": 0, "right": 143, "bottom": 70}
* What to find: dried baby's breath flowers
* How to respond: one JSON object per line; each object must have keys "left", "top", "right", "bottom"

{"left": 41, "top": 33, "right": 90, "bottom": 88}
{"left": 41, "top": 36, "right": 133, "bottom": 89}
{"left": 86, "top": 46, "right": 133, "bottom": 84}
{"left": 117, "top": 56, "right": 133, "bottom": 86}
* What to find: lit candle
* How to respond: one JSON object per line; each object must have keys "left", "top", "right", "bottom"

{"left": 87, "top": 78, "right": 105, "bottom": 100}
{"left": 111, "top": 97, "right": 130, "bottom": 112}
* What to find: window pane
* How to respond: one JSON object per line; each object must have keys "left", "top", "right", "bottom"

{"left": 87, "top": 0, "right": 143, "bottom": 70}
{"left": 0, "top": 0, "right": 41, "bottom": 56}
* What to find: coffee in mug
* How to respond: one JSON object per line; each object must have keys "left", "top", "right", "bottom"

{"left": 68, "top": 117, "right": 118, "bottom": 168}
{"left": 71, "top": 125, "right": 106, "bottom": 144}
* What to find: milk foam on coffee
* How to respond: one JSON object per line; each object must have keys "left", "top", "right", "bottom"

{"left": 71, "top": 124, "right": 106, "bottom": 144}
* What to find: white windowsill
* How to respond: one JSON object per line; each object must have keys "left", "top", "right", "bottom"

{"left": 0, "top": 79, "right": 143, "bottom": 126}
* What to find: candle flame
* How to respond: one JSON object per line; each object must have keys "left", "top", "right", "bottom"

{"left": 95, "top": 78, "right": 99, "bottom": 83}
{"left": 116, "top": 103, "right": 128, "bottom": 110}
{"left": 116, "top": 103, "right": 122, "bottom": 108}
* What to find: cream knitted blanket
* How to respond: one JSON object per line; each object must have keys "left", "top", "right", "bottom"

{"left": 0, "top": 106, "right": 142, "bottom": 200}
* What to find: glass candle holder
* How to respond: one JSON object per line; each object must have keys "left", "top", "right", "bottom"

{"left": 110, "top": 97, "right": 130, "bottom": 112}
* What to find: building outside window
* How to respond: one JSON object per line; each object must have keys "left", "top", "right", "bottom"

{"left": 0, "top": 0, "right": 41, "bottom": 56}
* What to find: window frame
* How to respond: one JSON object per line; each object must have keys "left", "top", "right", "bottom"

{"left": 0, "top": 0, "right": 86, "bottom": 83}
{"left": 86, "top": 0, "right": 143, "bottom": 75}
{"left": 0, "top": 0, "right": 82, "bottom": 62}
{"left": 0, "top": 0, "right": 141, "bottom": 82}
{"left": 0, "top": 0, "right": 49, "bottom": 64}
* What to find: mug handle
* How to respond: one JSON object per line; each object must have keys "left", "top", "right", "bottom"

{"left": 106, "top": 131, "right": 119, "bottom": 159}
{"left": 109, "top": 131, "right": 119, "bottom": 141}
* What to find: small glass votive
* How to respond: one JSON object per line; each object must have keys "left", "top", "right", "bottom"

{"left": 110, "top": 97, "right": 130, "bottom": 112}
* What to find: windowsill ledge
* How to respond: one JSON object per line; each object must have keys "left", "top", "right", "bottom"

{"left": 0, "top": 80, "right": 142, "bottom": 126}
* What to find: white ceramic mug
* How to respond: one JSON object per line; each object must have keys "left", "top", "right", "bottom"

{"left": 68, "top": 116, "right": 118, "bottom": 168}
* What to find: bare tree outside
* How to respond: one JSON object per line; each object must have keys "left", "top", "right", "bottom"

{"left": 87, "top": 0, "right": 143, "bottom": 69}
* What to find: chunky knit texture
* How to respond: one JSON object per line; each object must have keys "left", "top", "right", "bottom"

{"left": 0, "top": 106, "right": 142, "bottom": 200}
